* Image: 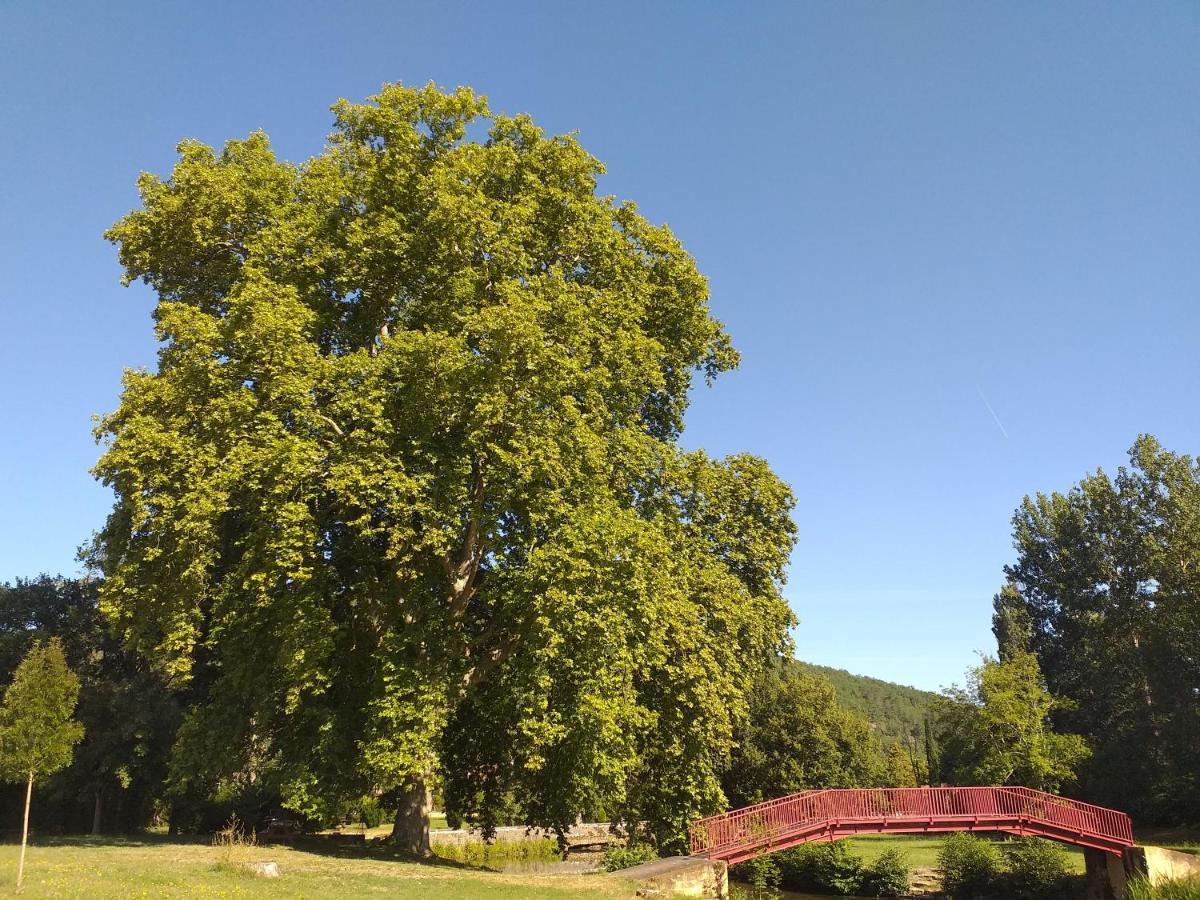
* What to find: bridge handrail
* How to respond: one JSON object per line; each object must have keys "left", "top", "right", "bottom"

{"left": 993, "top": 786, "right": 1134, "bottom": 844}
{"left": 688, "top": 786, "right": 1133, "bottom": 856}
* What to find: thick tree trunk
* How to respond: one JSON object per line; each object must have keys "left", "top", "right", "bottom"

{"left": 391, "top": 773, "right": 432, "bottom": 857}
{"left": 16, "top": 771, "right": 32, "bottom": 892}
{"left": 92, "top": 790, "right": 103, "bottom": 836}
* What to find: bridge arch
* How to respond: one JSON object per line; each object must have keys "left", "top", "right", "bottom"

{"left": 688, "top": 787, "right": 1134, "bottom": 864}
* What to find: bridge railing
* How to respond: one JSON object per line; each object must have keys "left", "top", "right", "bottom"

{"left": 997, "top": 787, "right": 1133, "bottom": 845}
{"left": 689, "top": 786, "right": 1133, "bottom": 857}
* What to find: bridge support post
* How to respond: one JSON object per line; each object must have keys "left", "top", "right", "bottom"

{"left": 1083, "top": 848, "right": 1125, "bottom": 900}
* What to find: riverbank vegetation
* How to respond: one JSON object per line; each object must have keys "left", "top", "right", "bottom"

{"left": 731, "top": 838, "right": 910, "bottom": 897}
{"left": 433, "top": 836, "right": 561, "bottom": 868}
{"left": 729, "top": 834, "right": 1093, "bottom": 900}
{"left": 1128, "top": 876, "right": 1200, "bottom": 900}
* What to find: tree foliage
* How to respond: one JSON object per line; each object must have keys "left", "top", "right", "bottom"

{"left": 793, "top": 660, "right": 936, "bottom": 750}
{"left": 933, "top": 652, "right": 1087, "bottom": 792}
{"left": 994, "top": 435, "right": 1200, "bottom": 822}
{"left": 884, "top": 742, "right": 919, "bottom": 787}
{"left": 937, "top": 833, "right": 1003, "bottom": 900}
{"left": 0, "top": 577, "right": 176, "bottom": 833}
{"left": 95, "top": 82, "right": 797, "bottom": 846}
{"left": 722, "top": 665, "right": 880, "bottom": 807}
{"left": 0, "top": 639, "right": 83, "bottom": 781}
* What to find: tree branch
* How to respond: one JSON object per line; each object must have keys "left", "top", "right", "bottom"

{"left": 314, "top": 413, "right": 345, "bottom": 437}
{"left": 461, "top": 632, "right": 516, "bottom": 691}
{"left": 448, "top": 456, "right": 486, "bottom": 618}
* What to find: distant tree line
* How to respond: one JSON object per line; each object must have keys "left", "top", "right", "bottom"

{"left": 0, "top": 577, "right": 175, "bottom": 835}
{"left": 793, "top": 660, "right": 937, "bottom": 759}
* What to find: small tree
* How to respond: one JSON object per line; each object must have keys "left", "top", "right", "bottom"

{"left": 885, "top": 742, "right": 918, "bottom": 787}
{"left": 0, "top": 639, "right": 83, "bottom": 891}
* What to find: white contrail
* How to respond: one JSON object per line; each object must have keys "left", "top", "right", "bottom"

{"left": 976, "top": 384, "right": 1009, "bottom": 439}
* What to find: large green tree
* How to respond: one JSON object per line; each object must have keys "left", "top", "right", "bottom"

{"left": 993, "top": 436, "right": 1200, "bottom": 821}
{"left": 95, "top": 83, "right": 797, "bottom": 851}
{"left": 933, "top": 652, "right": 1088, "bottom": 792}
{"left": 721, "top": 665, "right": 880, "bottom": 808}
{"left": 0, "top": 639, "right": 84, "bottom": 890}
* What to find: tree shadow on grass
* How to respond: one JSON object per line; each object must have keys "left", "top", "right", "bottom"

{"left": 265, "top": 836, "right": 483, "bottom": 871}
{"left": 8, "top": 831, "right": 553, "bottom": 875}
{"left": 3, "top": 833, "right": 208, "bottom": 850}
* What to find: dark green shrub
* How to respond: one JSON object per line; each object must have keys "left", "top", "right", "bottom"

{"left": 730, "top": 853, "right": 782, "bottom": 889}
{"left": 775, "top": 840, "right": 864, "bottom": 895}
{"left": 859, "top": 847, "right": 912, "bottom": 897}
{"left": 602, "top": 843, "right": 657, "bottom": 872}
{"left": 357, "top": 794, "right": 393, "bottom": 828}
{"left": 938, "top": 832, "right": 1004, "bottom": 899}
{"left": 1002, "top": 837, "right": 1074, "bottom": 899}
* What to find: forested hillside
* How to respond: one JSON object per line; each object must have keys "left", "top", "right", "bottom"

{"left": 792, "top": 660, "right": 936, "bottom": 748}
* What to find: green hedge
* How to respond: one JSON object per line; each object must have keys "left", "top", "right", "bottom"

{"left": 601, "top": 843, "right": 657, "bottom": 872}
{"left": 730, "top": 840, "right": 911, "bottom": 897}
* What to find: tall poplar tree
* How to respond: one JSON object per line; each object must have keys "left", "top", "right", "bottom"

{"left": 94, "top": 83, "right": 797, "bottom": 851}
{"left": 993, "top": 436, "right": 1200, "bottom": 822}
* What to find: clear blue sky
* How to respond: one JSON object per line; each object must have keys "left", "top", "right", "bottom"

{"left": 1, "top": 2, "right": 1196, "bottom": 692}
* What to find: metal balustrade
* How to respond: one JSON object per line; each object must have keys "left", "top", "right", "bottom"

{"left": 689, "top": 787, "right": 1134, "bottom": 863}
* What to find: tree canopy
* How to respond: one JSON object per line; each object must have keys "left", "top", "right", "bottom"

{"left": 933, "top": 651, "right": 1087, "bottom": 793}
{"left": 95, "top": 82, "right": 797, "bottom": 848}
{"left": 992, "top": 435, "right": 1200, "bottom": 822}
{"left": 0, "top": 638, "right": 83, "bottom": 782}
{"left": 721, "top": 665, "right": 880, "bottom": 807}
{"left": 0, "top": 576, "right": 176, "bottom": 834}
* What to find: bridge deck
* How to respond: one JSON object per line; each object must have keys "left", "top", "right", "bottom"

{"left": 689, "top": 787, "right": 1134, "bottom": 863}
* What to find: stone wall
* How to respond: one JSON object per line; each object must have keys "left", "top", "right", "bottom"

{"left": 429, "top": 821, "right": 616, "bottom": 850}
{"left": 1085, "top": 844, "right": 1200, "bottom": 899}
{"left": 1125, "top": 845, "right": 1200, "bottom": 887}
{"left": 612, "top": 856, "right": 728, "bottom": 899}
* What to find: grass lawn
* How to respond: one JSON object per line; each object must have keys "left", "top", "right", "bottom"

{"left": 0, "top": 836, "right": 632, "bottom": 899}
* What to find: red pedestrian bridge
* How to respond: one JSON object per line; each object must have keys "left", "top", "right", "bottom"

{"left": 688, "top": 787, "right": 1134, "bottom": 864}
